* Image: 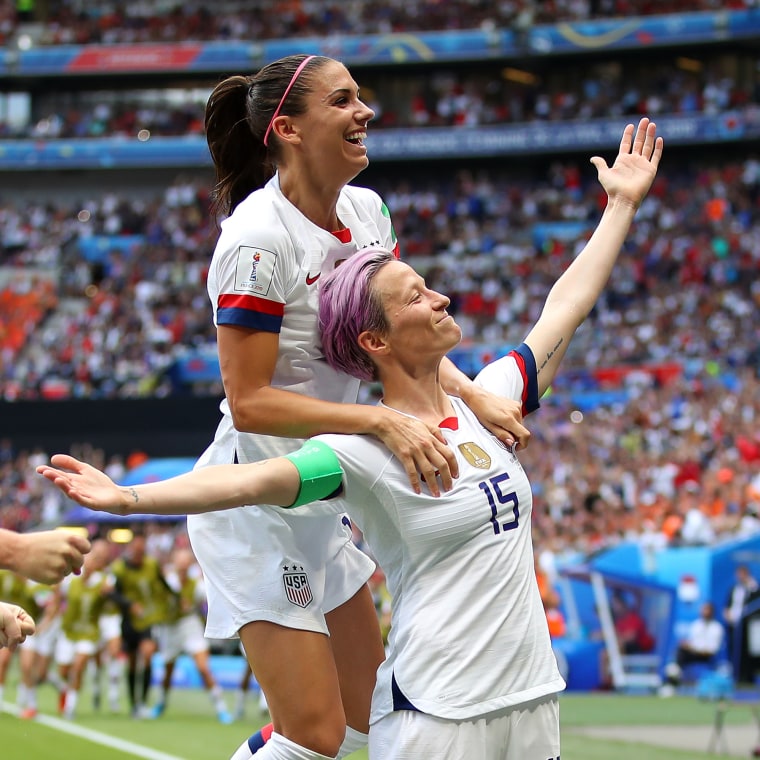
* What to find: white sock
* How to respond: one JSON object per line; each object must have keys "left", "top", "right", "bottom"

{"left": 64, "top": 689, "right": 78, "bottom": 717}
{"left": 108, "top": 658, "right": 124, "bottom": 702}
{"left": 210, "top": 684, "right": 227, "bottom": 712}
{"left": 230, "top": 731, "right": 336, "bottom": 760}
{"left": 25, "top": 686, "right": 38, "bottom": 710}
{"left": 0, "top": 685, "right": 4, "bottom": 704}
{"left": 234, "top": 688, "right": 246, "bottom": 716}
{"left": 16, "top": 683, "right": 27, "bottom": 708}
{"left": 335, "top": 727, "right": 368, "bottom": 759}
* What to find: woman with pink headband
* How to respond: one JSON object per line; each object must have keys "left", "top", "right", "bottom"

{"left": 183, "top": 54, "right": 528, "bottom": 760}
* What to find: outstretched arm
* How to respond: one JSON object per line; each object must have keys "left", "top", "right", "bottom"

{"left": 37, "top": 453, "right": 303, "bottom": 517}
{"left": 524, "top": 117, "right": 663, "bottom": 397}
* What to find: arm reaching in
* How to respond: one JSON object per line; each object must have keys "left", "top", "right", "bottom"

{"left": 0, "top": 527, "right": 91, "bottom": 584}
{"left": 0, "top": 602, "right": 36, "bottom": 651}
{"left": 37, "top": 453, "right": 304, "bottom": 517}
{"left": 524, "top": 117, "right": 663, "bottom": 397}
{"left": 219, "top": 326, "right": 457, "bottom": 496}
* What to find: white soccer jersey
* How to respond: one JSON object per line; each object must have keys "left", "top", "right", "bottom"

{"left": 188, "top": 174, "right": 394, "bottom": 637}
{"left": 204, "top": 171, "right": 398, "bottom": 467}
{"left": 316, "top": 345, "right": 566, "bottom": 723}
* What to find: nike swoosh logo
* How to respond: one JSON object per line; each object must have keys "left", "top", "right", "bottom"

{"left": 306, "top": 272, "right": 321, "bottom": 285}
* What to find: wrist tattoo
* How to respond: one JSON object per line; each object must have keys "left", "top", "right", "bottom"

{"left": 128, "top": 487, "right": 140, "bottom": 504}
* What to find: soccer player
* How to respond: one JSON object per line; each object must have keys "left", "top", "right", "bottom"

{"left": 110, "top": 531, "right": 171, "bottom": 718}
{"left": 54, "top": 539, "right": 115, "bottom": 719}
{"left": 38, "top": 116, "right": 663, "bottom": 760}
{"left": 150, "top": 547, "right": 232, "bottom": 723}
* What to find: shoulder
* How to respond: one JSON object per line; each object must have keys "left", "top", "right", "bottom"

{"left": 217, "top": 188, "right": 295, "bottom": 254}
{"left": 340, "top": 184, "right": 385, "bottom": 214}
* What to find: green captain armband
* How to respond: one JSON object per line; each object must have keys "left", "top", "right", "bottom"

{"left": 284, "top": 440, "right": 344, "bottom": 508}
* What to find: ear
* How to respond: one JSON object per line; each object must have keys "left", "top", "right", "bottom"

{"left": 271, "top": 115, "right": 301, "bottom": 146}
{"left": 357, "top": 330, "right": 389, "bottom": 361}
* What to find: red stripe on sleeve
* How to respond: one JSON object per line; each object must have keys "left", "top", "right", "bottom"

{"left": 218, "top": 293, "right": 284, "bottom": 316}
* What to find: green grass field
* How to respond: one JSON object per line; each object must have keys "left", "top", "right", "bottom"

{"left": 2, "top": 678, "right": 757, "bottom": 759}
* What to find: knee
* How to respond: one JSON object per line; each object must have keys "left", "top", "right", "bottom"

{"left": 280, "top": 711, "right": 346, "bottom": 757}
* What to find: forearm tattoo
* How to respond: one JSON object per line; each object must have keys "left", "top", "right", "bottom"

{"left": 538, "top": 337, "right": 563, "bottom": 375}
{"left": 128, "top": 487, "right": 140, "bottom": 503}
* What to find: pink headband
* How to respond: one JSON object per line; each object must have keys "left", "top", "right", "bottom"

{"left": 263, "top": 55, "right": 316, "bottom": 148}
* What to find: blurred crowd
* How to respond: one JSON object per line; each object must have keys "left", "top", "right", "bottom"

{"left": 3, "top": 55, "right": 757, "bottom": 140}
{"left": 0, "top": 0, "right": 756, "bottom": 47}
{"left": 2, "top": 152, "right": 759, "bottom": 399}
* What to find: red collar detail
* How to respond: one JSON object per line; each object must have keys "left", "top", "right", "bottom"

{"left": 331, "top": 227, "right": 352, "bottom": 243}
{"left": 439, "top": 416, "right": 459, "bottom": 430}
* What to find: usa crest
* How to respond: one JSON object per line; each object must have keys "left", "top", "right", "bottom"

{"left": 283, "top": 565, "right": 313, "bottom": 608}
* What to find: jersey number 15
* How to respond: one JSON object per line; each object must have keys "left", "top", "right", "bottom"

{"left": 478, "top": 472, "right": 520, "bottom": 535}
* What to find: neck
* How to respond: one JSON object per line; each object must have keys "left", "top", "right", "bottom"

{"left": 379, "top": 361, "right": 454, "bottom": 426}
{"left": 279, "top": 167, "right": 343, "bottom": 231}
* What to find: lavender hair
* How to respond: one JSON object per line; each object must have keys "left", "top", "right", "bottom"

{"left": 319, "top": 247, "right": 396, "bottom": 382}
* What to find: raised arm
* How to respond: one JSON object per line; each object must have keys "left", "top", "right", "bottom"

{"left": 523, "top": 118, "right": 663, "bottom": 397}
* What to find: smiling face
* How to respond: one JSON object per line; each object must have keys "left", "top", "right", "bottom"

{"left": 370, "top": 260, "right": 462, "bottom": 367}
{"left": 288, "top": 60, "right": 375, "bottom": 185}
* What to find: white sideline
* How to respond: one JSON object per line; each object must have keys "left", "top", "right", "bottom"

{"left": 2, "top": 701, "right": 188, "bottom": 760}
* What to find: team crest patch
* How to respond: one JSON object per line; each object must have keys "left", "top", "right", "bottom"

{"left": 458, "top": 442, "right": 491, "bottom": 469}
{"left": 283, "top": 565, "right": 313, "bottom": 608}
{"left": 234, "top": 246, "right": 277, "bottom": 296}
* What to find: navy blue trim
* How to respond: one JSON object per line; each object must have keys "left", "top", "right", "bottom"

{"left": 515, "top": 342, "right": 540, "bottom": 414}
{"left": 391, "top": 672, "right": 420, "bottom": 712}
{"left": 248, "top": 730, "right": 267, "bottom": 753}
{"left": 217, "top": 307, "right": 282, "bottom": 333}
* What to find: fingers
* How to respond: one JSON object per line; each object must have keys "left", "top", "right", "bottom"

{"left": 618, "top": 120, "right": 636, "bottom": 155}
{"left": 49, "top": 453, "right": 83, "bottom": 471}
{"left": 0, "top": 604, "right": 24, "bottom": 651}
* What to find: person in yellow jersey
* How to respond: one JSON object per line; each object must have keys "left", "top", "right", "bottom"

{"left": 18, "top": 578, "right": 63, "bottom": 719}
{"left": 151, "top": 547, "right": 233, "bottom": 723}
{"left": 110, "top": 530, "right": 172, "bottom": 718}
{"left": 0, "top": 570, "right": 39, "bottom": 708}
{"left": 92, "top": 540, "right": 125, "bottom": 713}
{"left": 53, "top": 539, "right": 115, "bottom": 719}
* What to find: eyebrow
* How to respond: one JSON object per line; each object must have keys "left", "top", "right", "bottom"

{"left": 324, "top": 85, "right": 359, "bottom": 101}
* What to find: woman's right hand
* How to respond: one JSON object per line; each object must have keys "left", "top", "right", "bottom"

{"left": 374, "top": 409, "right": 458, "bottom": 497}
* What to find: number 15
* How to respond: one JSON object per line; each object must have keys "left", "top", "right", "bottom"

{"left": 478, "top": 472, "right": 519, "bottom": 535}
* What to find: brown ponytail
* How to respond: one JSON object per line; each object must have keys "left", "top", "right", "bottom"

{"left": 204, "top": 55, "right": 330, "bottom": 218}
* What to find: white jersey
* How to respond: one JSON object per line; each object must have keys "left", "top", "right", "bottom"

{"left": 201, "top": 172, "right": 398, "bottom": 469}
{"left": 187, "top": 174, "right": 393, "bottom": 637}
{"left": 316, "top": 345, "right": 565, "bottom": 723}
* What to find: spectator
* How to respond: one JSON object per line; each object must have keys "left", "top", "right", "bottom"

{"left": 662, "top": 601, "right": 724, "bottom": 694}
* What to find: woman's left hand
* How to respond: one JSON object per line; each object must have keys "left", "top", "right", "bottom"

{"left": 590, "top": 117, "right": 664, "bottom": 210}
{"left": 462, "top": 386, "right": 530, "bottom": 451}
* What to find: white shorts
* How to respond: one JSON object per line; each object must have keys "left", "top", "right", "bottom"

{"left": 99, "top": 613, "right": 122, "bottom": 644}
{"left": 188, "top": 504, "right": 375, "bottom": 639}
{"left": 55, "top": 635, "right": 98, "bottom": 666}
{"left": 369, "top": 694, "right": 560, "bottom": 760}
{"left": 21, "top": 617, "right": 61, "bottom": 658}
{"left": 156, "top": 615, "right": 208, "bottom": 662}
